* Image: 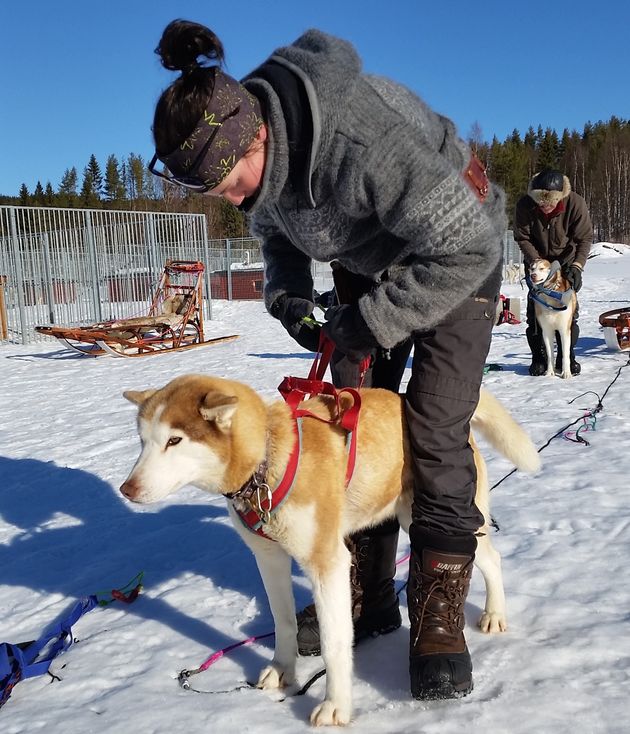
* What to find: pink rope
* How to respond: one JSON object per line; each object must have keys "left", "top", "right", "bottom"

{"left": 190, "top": 552, "right": 411, "bottom": 674}
{"left": 196, "top": 633, "right": 275, "bottom": 673}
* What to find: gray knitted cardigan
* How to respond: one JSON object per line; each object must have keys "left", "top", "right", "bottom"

{"left": 243, "top": 30, "right": 506, "bottom": 349}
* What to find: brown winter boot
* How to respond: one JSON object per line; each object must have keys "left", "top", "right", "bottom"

{"left": 408, "top": 530, "right": 476, "bottom": 700}
{"left": 296, "top": 520, "right": 402, "bottom": 656}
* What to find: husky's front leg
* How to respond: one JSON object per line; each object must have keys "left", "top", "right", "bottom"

{"left": 249, "top": 536, "right": 297, "bottom": 689}
{"left": 542, "top": 327, "right": 556, "bottom": 377}
{"left": 559, "top": 323, "right": 573, "bottom": 379}
{"left": 309, "top": 542, "right": 353, "bottom": 726}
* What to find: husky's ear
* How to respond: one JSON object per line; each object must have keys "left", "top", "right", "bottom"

{"left": 123, "top": 389, "right": 156, "bottom": 405}
{"left": 200, "top": 392, "right": 238, "bottom": 432}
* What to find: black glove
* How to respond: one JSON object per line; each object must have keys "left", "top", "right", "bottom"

{"left": 314, "top": 289, "right": 337, "bottom": 309}
{"left": 323, "top": 304, "right": 378, "bottom": 362}
{"left": 270, "top": 294, "right": 321, "bottom": 352}
{"left": 564, "top": 264, "right": 583, "bottom": 292}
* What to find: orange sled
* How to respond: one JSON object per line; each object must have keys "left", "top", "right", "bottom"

{"left": 35, "top": 260, "right": 238, "bottom": 357}
{"left": 599, "top": 307, "right": 630, "bottom": 351}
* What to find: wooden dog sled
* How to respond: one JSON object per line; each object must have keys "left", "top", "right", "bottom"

{"left": 599, "top": 308, "right": 630, "bottom": 351}
{"left": 35, "top": 260, "right": 238, "bottom": 357}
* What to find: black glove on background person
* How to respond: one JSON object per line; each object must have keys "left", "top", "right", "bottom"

{"left": 323, "top": 304, "right": 378, "bottom": 362}
{"left": 270, "top": 294, "right": 321, "bottom": 352}
{"left": 564, "top": 264, "right": 583, "bottom": 292}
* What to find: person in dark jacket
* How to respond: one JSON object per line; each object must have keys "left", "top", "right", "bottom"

{"left": 514, "top": 170, "right": 593, "bottom": 375}
{"left": 148, "top": 19, "right": 506, "bottom": 701}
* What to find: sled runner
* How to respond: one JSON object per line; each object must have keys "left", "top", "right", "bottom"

{"left": 599, "top": 307, "right": 630, "bottom": 351}
{"left": 35, "top": 260, "right": 238, "bottom": 357}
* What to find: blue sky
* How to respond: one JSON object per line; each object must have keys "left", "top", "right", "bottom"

{"left": 1, "top": 0, "right": 628, "bottom": 195}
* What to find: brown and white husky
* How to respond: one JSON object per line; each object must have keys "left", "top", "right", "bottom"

{"left": 121, "top": 374, "right": 540, "bottom": 726}
{"left": 529, "top": 259, "right": 577, "bottom": 379}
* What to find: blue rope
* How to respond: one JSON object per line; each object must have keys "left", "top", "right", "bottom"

{"left": 0, "top": 596, "right": 98, "bottom": 708}
{"left": 0, "top": 573, "right": 143, "bottom": 710}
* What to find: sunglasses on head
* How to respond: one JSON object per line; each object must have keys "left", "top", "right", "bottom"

{"left": 148, "top": 153, "right": 213, "bottom": 193}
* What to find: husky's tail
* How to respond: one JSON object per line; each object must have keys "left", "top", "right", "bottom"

{"left": 472, "top": 388, "right": 541, "bottom": 473}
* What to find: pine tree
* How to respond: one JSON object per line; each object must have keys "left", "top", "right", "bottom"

{"left": 80, "top": 164, "right": 101, "bottom": 208}
{"left": 18, "top": 183, "right": 30, "bottom": 206}
{"left": 537, "top": 128, "right": 560, "bottom": 170}
{"left": 104, "top": 154, "right": 126, "bottom": 203}
{"left": 219, "top": 198, "right": 246, "bottom": 238}
{"left": 143, "top": 162, "right": 159, "bottom": 200}
{"left": 487, "top": 136, "right": 511, "bottom": 191}
{"left": 58, "top": 167, "right": 78, "bottom": 207}
{"left": 126, "top": 153, "right": 146, "bottom": 201}
{"left": 33, "top": 181, "right": 45, "bottom": 206}
{"left": 44, "top": 182, "right": 55, "bottom": 206}
{"left": 84, "top": 154, "right": 103, "bottom": 201}
{"left": 505, "top": 133, "right": 530, "bottom": 216}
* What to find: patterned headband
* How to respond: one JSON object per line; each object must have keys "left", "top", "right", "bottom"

{"left": 160, "top": 69, "right": 263, "bottom": 190}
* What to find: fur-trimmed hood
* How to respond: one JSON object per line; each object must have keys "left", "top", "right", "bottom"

{"left": 528, "top": 173, "right": 572, "bottom": 208}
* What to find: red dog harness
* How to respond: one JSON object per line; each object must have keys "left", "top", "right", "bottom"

{"left": 229, "top": 336, "right": 370, "bottom": 538}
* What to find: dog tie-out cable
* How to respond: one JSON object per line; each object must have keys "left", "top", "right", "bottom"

{"left": 177, "top": 555, "right": 411, "bottom": 696}
{"left": 489, "top": 354, "right": 630, "bottom": 531}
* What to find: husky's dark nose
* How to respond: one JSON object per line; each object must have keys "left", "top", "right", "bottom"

{"left": 120, "top": 479, "right": 139, "bottom": 501}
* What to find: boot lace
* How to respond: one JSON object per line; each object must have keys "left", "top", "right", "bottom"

{"left": 410, "top": 562, "right": 470, "bottom": 649}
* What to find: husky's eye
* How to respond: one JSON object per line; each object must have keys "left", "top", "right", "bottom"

{"left": 166, "top": 436, "right": 182, "bottom": 448}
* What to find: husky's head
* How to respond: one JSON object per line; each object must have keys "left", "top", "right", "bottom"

{"left": 529, "top": 259, "right": 552, "bottom": 286}
{"left": 120, "top": 374, "right": 265, "bottom": 504}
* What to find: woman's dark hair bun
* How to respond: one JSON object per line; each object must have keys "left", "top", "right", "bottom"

{"left": 155, "top": 19, "right": 224, "bottom": 73}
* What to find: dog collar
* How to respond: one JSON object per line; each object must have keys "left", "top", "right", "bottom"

{"left": 224, "top": 460, "right": 269, "bottom": 503}
{"left": 226, "top": 420, "right": 303, "bottom": 537}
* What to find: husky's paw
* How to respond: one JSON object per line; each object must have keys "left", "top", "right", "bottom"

{"left": 478, "top": 611, "right": 508, "bottom": 633}
{"left": 256, "top": 663, "right": 294, "bottom": 690}
{"left": 545, "top": 368, "right": 555, "bottom": 377}
{"left": 560, "top": 371, "right": 572, "bottom": 379}
{"left": 310, "top": 699, "right": 351, "bottom": 727}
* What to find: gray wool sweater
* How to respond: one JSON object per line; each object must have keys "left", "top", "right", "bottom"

{"left": 243, "top": 31, "right": 506, "bottom": 349}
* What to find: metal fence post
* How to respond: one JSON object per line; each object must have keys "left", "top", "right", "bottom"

{"left": 225, "top": 237, "right": 233, "bottom": 301}
{"left": 202, "top": 218, "right": 213, "bottom": 320}
{"left": 145, "top": 213, "right": 161, "bottom": 284}
{"left": 0, "top": 276, "right": 8, "bottom": 340}
{"left": 84, "top": 210, "right": 103, "bottom": 322}
{"left": 8, "top": 206, "right": 28, "bottom": 344}
{"left": 41, "top": 233, "right": 56, "bottom": 324}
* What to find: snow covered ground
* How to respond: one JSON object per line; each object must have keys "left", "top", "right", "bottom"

{"left": 1, "top": 244, "right": 629, "bottom": 733}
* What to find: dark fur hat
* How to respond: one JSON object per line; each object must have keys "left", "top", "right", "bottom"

{"left": 528, "top": 169, "right": 571, "bottom": 207}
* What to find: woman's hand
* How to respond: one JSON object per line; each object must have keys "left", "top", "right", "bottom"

{"left": 270, "top": 294, "right": 321, "bottom": 351}
{"left": 323, "top": 305, "right": 378, "bottom": 362}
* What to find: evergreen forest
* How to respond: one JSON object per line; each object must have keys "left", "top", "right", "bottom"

{"left": 2, "top": 116, "right": 629, "bottom": 242}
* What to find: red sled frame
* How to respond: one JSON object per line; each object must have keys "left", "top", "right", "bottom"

{"left": 599, "top": 307, "right": 630, "bottom": 351}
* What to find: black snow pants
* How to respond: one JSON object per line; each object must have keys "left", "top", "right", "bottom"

{"left": 406, "top": 295, "right": 497, "bottom": 538}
